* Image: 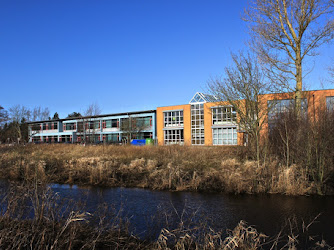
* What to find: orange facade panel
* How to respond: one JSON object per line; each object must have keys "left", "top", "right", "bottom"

{"left": 304, "top": 90, "right": 334, "bottom": 120}
{"left": 260, "top": 89, "right": 334, "bottom": 112}
{"left": 157, "top": 104, "right": 191, "bottom": 145}
{"left": 204, "top": 101, "right": 245, "bottom": 146}
{"left": 259, "top": 89, "right": 334, "bottom": 138}
{"left": 203, "top": 102, "right": 214, "bottom": 145}
{"left": 157, "top": 102, "right": 243, "bottom": 146}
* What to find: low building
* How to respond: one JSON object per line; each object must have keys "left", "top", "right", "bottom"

{"left": 28, "top": 89, "right": 334, "bottom": 145}
{"left": 28, "top": 110, "right": 156, "bottom": 143}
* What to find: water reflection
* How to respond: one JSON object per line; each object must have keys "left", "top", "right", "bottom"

{"left": 47, "top": 184, "right": 334, "bottom": 244}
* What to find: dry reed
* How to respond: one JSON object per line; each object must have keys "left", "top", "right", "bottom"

{"left": 0, "top": 143, "right": 330, "bottom": 195}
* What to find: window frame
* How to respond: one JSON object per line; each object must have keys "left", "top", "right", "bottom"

{"left": 326, "top": 96, "right": 334, "bottom": 112}
{"left": 212, "top": 127, "right": 238, "bottom": 145}
{"left": 163, "top": 110, "right": 184, "bottom": 128}
{"left": 191, "top": 104, "right": 205, "bottom": 145}
{"left": 267, "top": 98, "right": 308, "bottom": 130}
{"left": 164, "top": 129, "right": 184, "bottom": 145}
{"left": 211, "top": 106, "right": 237, "bottom": 125}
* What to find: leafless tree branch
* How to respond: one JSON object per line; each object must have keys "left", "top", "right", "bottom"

{"left": 208, "top": 52, "right": 283, "bottom": 164}
{"left": 244, "top": 0, "right": 334, "bottom": 114}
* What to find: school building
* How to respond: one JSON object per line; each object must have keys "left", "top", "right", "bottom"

{"left": 28, "top": 110, "right": 156, "bottom": 143}
{"left": 28, "top": 89, "right": 334, "bottom": 145}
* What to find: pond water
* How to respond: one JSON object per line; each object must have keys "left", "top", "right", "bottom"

{"left": 48, "top": 184, "right": 334, "bottom": 245}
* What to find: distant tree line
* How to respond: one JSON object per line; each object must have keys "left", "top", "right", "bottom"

{"left": 0, "top": 102, "right": 103, "bottom": 144}
{"left": 0, "top": 105, "right": 58, "bottom": 144}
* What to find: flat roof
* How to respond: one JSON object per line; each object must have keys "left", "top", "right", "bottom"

{"left": 157, "top": 103, "right": 190, "bottom": 109}
{"left": 258, "top": 88, "right": 334, "bottom": 96}
{"left": 27, "top": 109, "right": 156, "bottom": 124}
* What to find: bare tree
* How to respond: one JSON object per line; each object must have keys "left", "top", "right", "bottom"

{"left": 84, "top": 102, "right": 102, "bottom": 117}
{"left": 119, "top": 116, "right": 144, "bottom": 144}
{"left": 330, "top": 63, "right": 334, "bottom": 83}
{"left": 32, "top": 106, "right": 50, "bottom": 121}
{"left": 82, "top": 102, "right": 102, "bottom": 143}
{"left": 9, "top": 105, "right": 31, "bottom": 122}
{"left": 0, "top": 106, "right": 8, "bottom": 128}
{"left": 244, "top": 0, "right": 334, "bottom": 115}
{"left": 208, "top": 52, "right": 278, "bottom": 165}
{"left": 2, "top": 105, "right": 51, "bottom": 143}
{"left": 8, "top": 105, "right": 31, "bottom": 142}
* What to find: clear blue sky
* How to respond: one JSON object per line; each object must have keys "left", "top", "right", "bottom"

{"left": 1, "top": 0, "right": 333, "bottom": 119}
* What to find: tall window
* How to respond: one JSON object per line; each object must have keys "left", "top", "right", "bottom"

{"left": 104, "top": 119, "right": 118, "bottom": 128}
{"left": 32, "top": 136, "right": 41, "bottom": 142}
{"left": 53, "top": 122, "right": 58, "bottom": 130}
{"left": 77, "top": 122, "right": 84, "bottom": 132}
{"left": 86, "top": 134, "right": 100, "bottom": 143}
{"left": 164, "top": 111, "right": 183, "bottom": 127}
{"left": 191, "top": 104, "right": 204, "bottom": 145}
{"left": 88, "top": 120, "right": 100, "bottom": 129}
{"left": 108, "top": 134, "right": 118, "bottom": 142}
{"left": 268, "top": 99, "right": 307, "bottom": 128}
{"left": 326, "top": 96, "right": 334, "bottom": 112}
{"left": 103, "top": 134, "right": 119, "bottom": 142}
{"left": 64, "top": 123, "right": 76, "bottom": 130}
{"left": 43, "top": 122, "right": 57, "bottom": 130}
{"left": 212, "top": 107, "right": 237, "bottom": 125}
{"left": 212, "top": 127, "right": 238, "bottom": 145}
{"left": 31, "top": 124, "right": 41, "bottom": 131}
{"left": 77, "top": 121, "right": 100, "bottom": 131}
{"left": 135, "top": 116, "right": 152, "bottom": 128}
{"left": 164, "top": 129, "right": 184, "bottom": 145}
{"left": 60, "top": 135, "right": 72, "bottom": 142}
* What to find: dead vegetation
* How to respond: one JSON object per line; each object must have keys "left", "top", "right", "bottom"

{"left": 0, "top": 183, "right": 146, "bottom": 249}
{"left": 0, "top": 142, "right": 332, "bottom": 195}
{"left": 268, "top": 109, "right": 334, "bottom": 195}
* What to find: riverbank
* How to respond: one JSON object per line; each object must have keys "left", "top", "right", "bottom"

{"left": 0, "top": 144, "right": 332, "bottom": 195}
{"left": 0, "top": 182, "right": 330, "bottom": 249}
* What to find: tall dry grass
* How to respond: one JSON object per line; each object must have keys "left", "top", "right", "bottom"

{"left": 0, "top": 143, "right": 330, "bottom": 195}
{"left": 0, "top": 183, "right": 146, "bottom": 249}
{"left": 268, "top": 109, "right": 334, "bottom": 195}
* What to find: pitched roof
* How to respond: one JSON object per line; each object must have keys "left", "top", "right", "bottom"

{"left": 189, "top": 92, "right": 218, "bottom": 104}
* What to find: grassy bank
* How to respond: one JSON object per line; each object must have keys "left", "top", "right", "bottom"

{"left": 0, "top": 144, "right": 332, "bottom": 195}
{"left": 0, "top": 183, "right": 329, "bottom": 249}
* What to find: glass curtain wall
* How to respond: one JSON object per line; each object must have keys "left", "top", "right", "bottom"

{"left": 268, "top": 99, "right": 308, "bottom": 130}
{"left": 212, "top": 127, "right": 237, "bottom": 145}
{"left": 164, "top": 129, "right": 184, "bottom": 145}
{"left": 211, "top": 106, "right": 238, "bottom": 145}
{"left": 191, "top": 104, "right": 204, "bottom": 145}
{"left": 163, "top": 110, "right": 184, "bottom": 145}
{"left": 164, "top": 111, "right": 183, "bottom": 127}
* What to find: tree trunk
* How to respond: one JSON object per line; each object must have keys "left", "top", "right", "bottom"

{"left": 295, "top": 51, "right": 303, "bottom": 118}
{"left": 256, "top": 131, "right": 260, "bottom": 168}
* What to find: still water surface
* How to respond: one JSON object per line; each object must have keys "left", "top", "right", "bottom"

{"left": 50, "top": 184, "right": 334, "bottom": 244}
